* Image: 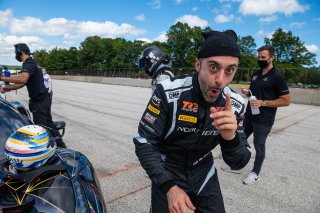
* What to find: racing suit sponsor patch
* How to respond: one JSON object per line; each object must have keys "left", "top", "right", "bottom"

{"left": 177, "top": 126, "right": 200, "bottom": 133}
{"left": 148, "top": 104, "right": 160, "bottom": 115}
{"left": 143, "top": 112, "right": 157, "bottom": 124}
{"left": 182, "top": 101, "right": 198, "bottom": 113}
{"left": 178, "top": 115, "right": 197, "bottom": 123}
{"left": 202, "top": 130, "right": 220, "bottom": 136}
{"left": 168, "top": 91, "right": 180, "bottom": 99}
{"left": 152, "top": 94, "right": 161, "bottom": 107}
{"left": 231, "top": 99, "right": 242, "bottom": 113}
{"left": 140, "top": 120, "right": 155, "bottom": 133}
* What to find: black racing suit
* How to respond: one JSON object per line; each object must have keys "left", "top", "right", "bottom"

{"left": 133, "top": 74, "right": 251, "bottom": 213}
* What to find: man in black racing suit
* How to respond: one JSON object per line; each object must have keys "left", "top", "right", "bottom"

{"left": 133, "top": 30, "right": 251, "bottom": 213}
{"left": 138, "top": 45, "right": 174, "bottom": 94}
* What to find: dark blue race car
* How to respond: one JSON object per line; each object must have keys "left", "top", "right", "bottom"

{"left": 0, "top": 97, "right": 107, "bottom": 212}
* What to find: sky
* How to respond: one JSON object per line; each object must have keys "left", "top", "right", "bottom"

{"left": 0, "top": 0, "right": 319, "bottom": 66}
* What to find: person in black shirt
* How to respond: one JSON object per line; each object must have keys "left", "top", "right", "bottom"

{"left": 0, "top": 43, "right": 66, "bottom": 148}
{"left": 241, "top": 45, "right": 291, "bottom": 185}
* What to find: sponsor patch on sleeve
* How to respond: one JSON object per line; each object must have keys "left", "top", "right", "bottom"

{"left": 143, "top": 112, "right": 157, "bottom": 124}
{"left": 151, "top": 94, "right": 161, "bottom": 107}
{"left": 148, "top": 104, "right": 160, "bottom": 115}
{"left": 178, "top": 115, "right": 197, "bottom": 123}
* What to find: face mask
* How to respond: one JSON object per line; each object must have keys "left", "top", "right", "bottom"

{"left": 257, "top": 59, "right": 269, "bottom": 69}
{"left": 15, "top": 53, "right": 22, "bottom": 62}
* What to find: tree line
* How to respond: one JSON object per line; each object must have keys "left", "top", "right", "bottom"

{"left": 29, "top": 22, "right": 317, "bottom": 85}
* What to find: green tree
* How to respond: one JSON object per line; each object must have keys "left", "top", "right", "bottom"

{"left": 166, "top": 22, "right": 193, "bottom": 67}
{"left": 78, "top": 36, "right": 110, "bottom": 69}
{"left": 238, "top": 35, "right": 258, "bottom": 69}
{"left": 239, "top": 35, "right": 256, "bottom": 57}
{"left": 166, "top": 22, "right": 212, "bottom": 67}
{"left": 64, "top": 47, "right": 80, "bottom": 70}
{"left": 45, "top": 48, "right": 69, "bottom": 71}
{"left": 110, "top": 38, "right": 134, "bottom": 68}
{"left": 33, "top": 49, "right": 49, "bottom": 67}
{"left": 264, "top": 28, "right": 317, "bottom": 66}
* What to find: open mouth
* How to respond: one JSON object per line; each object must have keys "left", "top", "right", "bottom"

{"left": 210, "top": 89, "right": 220, "bottom": 97}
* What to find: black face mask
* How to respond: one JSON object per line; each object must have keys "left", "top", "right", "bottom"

{"left": 257, "top": 59, "right": 269, "bottom": 69}
{"left": 15, "top": 53, "right": 22, "bottom": 62}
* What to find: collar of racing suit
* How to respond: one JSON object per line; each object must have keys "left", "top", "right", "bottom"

{"left": 153, "top": 64, "right": 172, "bottom": 79}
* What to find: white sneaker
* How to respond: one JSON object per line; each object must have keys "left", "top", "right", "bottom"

{"left": 243, "top": 172, "right": 260, "bottom": 185}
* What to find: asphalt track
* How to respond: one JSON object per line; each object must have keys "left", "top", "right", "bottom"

{"left": 5, "top": 79, "right": 320, "bottom": 213}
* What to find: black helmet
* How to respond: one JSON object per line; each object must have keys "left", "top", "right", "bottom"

{"left": 138, "top": 46, "right": 166, "bottom": 78}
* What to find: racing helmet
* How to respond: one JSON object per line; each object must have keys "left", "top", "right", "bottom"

{"left": 4, "top": 125, "right": 56, "bottom": 169}
{"left": 138, "top": 46, "right": 166, "bottom": 78}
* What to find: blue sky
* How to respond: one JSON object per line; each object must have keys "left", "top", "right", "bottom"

{"left": 0, "top": 0, "right": 319, "bottom": 66}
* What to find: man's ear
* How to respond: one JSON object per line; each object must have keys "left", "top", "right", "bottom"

{"left": 269, "top": 55, "right": 274, "bottom": 63}
{"left": 195, "top": 58, "right": 201, "bottom": 73}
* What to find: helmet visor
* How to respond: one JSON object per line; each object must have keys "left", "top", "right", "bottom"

{"left": 137, "top": 58, "right": 146, "bottom": 68}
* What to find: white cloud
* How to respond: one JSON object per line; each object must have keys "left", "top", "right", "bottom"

{"left": 239, "top": 0, "right": 309, "bottom": 16}
{"left": 192, "top": 7, "right": 198, "bottom": 12}
{"left": 214, "top": 14, "right": 234, "bottom": 23}
{"left": 0, "top": 33, "right": 46, "bottom": 64}
{"left": 9, "top": 16, "right": 145, "bottom": 38}
{"left": 10, "top": 17, "right": 76, "bottom": 36}
{"left": 259, "top": 15, "right": 278, "bottom": 23}
{"left": 0, "top": 9, "right": 146, "bottom": 65}
{"left": 154, "top": 32, "right": 167, "bottom": 42}
{"left": 305, "top": 44, "right": 319, "bottom": 53}
{"left": 0, "top": 34, "right": 45, "bottom": 49}
{"left": 135, "top": 14, "right": 145, "bottom": 22}
{"left": 256, "top": 30, "right": 274, "bottom": 39}
{"left": 0, "top": 9, "right": 13, "bottom": 28}
{"left": 77, "top": 21, "right": 145, "bottom": 37}
{"left": 149, "top": 0, "right": 161, "bottom": 9}
{"left": 175, "top": 15, "right": 208, "bottom": 28}
{"left": 137, "top": 32, "right": 167, "bottom": 43}
{"left": 289, "top": 21, "right": 305, "bottom": 28}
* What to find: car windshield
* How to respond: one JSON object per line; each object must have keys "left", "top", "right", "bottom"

{"left": 0, "top": 102, "right": 29, "bottom": 161}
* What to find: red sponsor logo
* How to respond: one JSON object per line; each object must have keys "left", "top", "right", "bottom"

{"left": 182, "top": 101, "right": 198, "bottom": 112}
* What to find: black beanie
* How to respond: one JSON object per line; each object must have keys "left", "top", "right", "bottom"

{"left": 197, "top": 30, "right": 240, "bottom": 59}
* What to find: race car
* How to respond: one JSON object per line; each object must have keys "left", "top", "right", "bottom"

{"left": 0, "top": 97, "right": 107, "bottom": 212}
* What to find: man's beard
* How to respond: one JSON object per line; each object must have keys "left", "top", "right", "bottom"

{"left": 199, "top": 78, "right": 222, "bottom": 103}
